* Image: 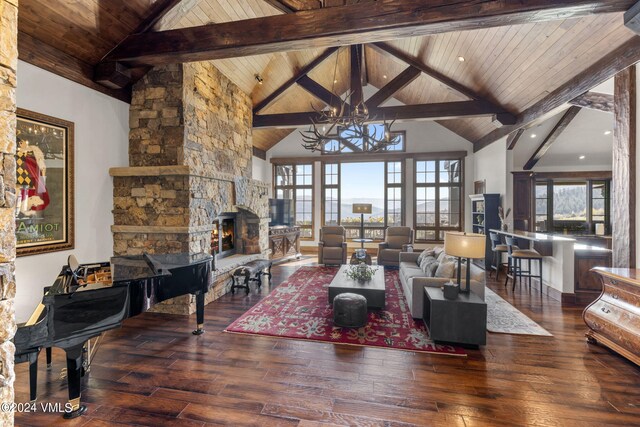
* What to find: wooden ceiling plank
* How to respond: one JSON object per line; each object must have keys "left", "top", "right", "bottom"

{"left": 371, "top": 42, "right": 478, "bottom": 101}
{"left": 104, "top": 1, "right": 636, "bottom": 66}
{"left": 497, "top": 15, "right": 616, "bottom": 110}
{"left": 366, "top": 66, "right": 422, "bottom": 107}
{"left": 134, "top": 0, "right": 183, "bottom": 34}
{"left": 254, "top": 47, "right": 339, "bottom": 113}
{"left": 474, "top": 35, "right": 640, "bottom": 152}
{"left": 18, "top": 31, "right": 131, "bottom": 103}
{"left": 523, "top": 106, "right": 582, "bottom": 170}
{"left": 569, "top": 91, "right": 614, "bottom": 113}
{"left": 371, "top": 42, "right": 517, "bottom": 125}
{"left": 253, "top": 100, "right": 508, "bottom": 128}
{"left": 506, "top": 128, "right": 525, "bottom": 150}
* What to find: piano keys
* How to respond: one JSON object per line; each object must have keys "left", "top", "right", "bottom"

{"left": 13, "top": 252, "right": 213, "bottom": 419}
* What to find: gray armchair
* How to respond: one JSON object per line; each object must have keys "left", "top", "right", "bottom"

{"left": 377, "top": 226, "right": 413, "bottom": 267}
{"left": 319, "top": 226, "right": 347, "bottom": 265}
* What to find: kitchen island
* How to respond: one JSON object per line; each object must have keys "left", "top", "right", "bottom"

{"left": 490, "top": 229, "right": 611, "bottom": 305}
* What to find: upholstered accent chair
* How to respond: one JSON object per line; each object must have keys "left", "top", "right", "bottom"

{"left": 377, "top": 226, "right": 414, "bottom": 267}
{"left": 318, "top": 226, "right": 347, "bottom": 265}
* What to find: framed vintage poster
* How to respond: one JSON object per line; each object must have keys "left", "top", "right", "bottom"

{"left": 15, "top": 108, "right": 74, "bottom": 256}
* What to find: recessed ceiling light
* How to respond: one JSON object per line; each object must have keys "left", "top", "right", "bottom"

{"left": 530, "top": 134, "right": 537, "bottom": 138}
{"left": 334, "top": 79, "right": 338, "bottom": 84}
{"left": 604, "top": 130, "right": 612, "bottom": 135}
{"left": 458, "top": 56, "right": 465, "bottom": 62}
{"left": 579, "top": 155, "right": 586, "bottom": 160}
{"left": 383, "top": 75, "right": 388, "bottom": 79}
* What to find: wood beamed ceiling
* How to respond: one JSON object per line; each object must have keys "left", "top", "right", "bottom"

{"left": 16, "top": 0, "right": 640, "bottom": 152}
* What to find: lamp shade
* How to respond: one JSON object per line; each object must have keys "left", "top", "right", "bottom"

{"left": 444, "top": 232, "right": 485, "bottom": 259}
{"left": 352, "top": 203, "right": 372, "bottom": 214}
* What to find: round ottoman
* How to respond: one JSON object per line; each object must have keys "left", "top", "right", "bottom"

{"left": 333, "top": 293, "right": 368, "bottom": 328}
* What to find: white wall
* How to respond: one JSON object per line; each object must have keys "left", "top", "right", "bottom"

{"left": 252, "top": 155, "right": 269, "bottom": 184}
{"left": 266, "top": 119, "right": 474, "bottom": 246}
{"left": 14, "top": 61, "right": 129, "bottom": 322}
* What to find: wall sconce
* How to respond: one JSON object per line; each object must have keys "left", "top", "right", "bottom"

{"left": 255, "top": 74, "right": 264, "bottom": 85}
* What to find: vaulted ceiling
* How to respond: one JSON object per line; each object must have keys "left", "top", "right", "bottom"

{"left": 16, "top": 0, "right": 640, "bottom": 152}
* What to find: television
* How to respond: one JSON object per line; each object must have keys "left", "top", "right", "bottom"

{"left": 269, "top": 198, "right": 294, "bottom": 227}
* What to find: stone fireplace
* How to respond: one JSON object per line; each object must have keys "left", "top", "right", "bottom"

{"left": 110, "top": 61, "right": 269, "bottom": 315}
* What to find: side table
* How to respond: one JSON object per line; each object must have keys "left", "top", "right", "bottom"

{"left": 423, "top": 287, "right": 487, "bottom": 346}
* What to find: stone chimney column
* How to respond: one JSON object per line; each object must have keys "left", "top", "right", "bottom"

{"left": 0, "top": 0, "right": 19, "bottom": 425}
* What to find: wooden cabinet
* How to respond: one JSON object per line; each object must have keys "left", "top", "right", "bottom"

{"left": 574, "top": 249, "right": 612, "bottom": 305}
{"left": 584, "top": 268, "right": 640, "bottom": 366}
{"left": 269, "top": 226, "right": 301, "bottom": 261}
{"left": 469, "top": 193, "right": 500, "bottom": 270}
{"left": 512, "top": 172, "right": 532, "bottom": 231}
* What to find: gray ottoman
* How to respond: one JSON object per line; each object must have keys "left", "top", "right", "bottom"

{"left": 333, "top": 293, "right": 368, "bottom": 328}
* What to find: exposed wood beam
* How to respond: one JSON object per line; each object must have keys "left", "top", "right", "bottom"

{"left": 297, "top": 75, "right": 345, "bottom": 110}
{"left": 350, "top": 45, "right": 364, "bottom": 106}
{"left": 95, "top": 0, "right": 182, "bottom": 90}
{"left": 253, "top": 47, "right": 339, "bottom": 113}
{"left": 263, "top": 0, "right": 322, "bottom": 13}
{"left": 474, "top": 36, "right": 640, "bottom": 152}
{"left": 18, "top": 31, "right": 131, "bottom": 103}
{"left": 370, "top": 42, "right": 517, "bottom": 125}
{"left": 569, "top": 91, "right": 614, "bottom": 113}
{"left": 624, "top": 0, "right": 640, "bottom": 34}
{"left": 104, "top": 1, "right": 635, "bottom": 66}
{"left": 252, "top": 146, "right": 267, "bottom": 160}
{"left": 612, "top": 66, "right": 636, "bottom": 268}
{"left": 253, "top": 101, "right": 507, "bottom": 128}
{"left": 366, "top": 66, "right": 421, "bottom": 107}
{"left": 523, "top": 106, "right": 581, "bottom": 170}
{"left": 506, "top": 128, "right": 525, "bottom": 150}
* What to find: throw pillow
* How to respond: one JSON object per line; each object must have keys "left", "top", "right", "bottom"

{"left": 435, "top": 261, "right": 456, "bottom": 279}
{"left": 433, "top": 246, "right": 444, "bottom": 259}
{"left": 426, "top": 261, "right": 439, "bottom": 277}
{"left": 420, "top": 256, "right": 437, "bottom": 273}
{"left": 417, "top": 249, "right": 435, "bottom": 265}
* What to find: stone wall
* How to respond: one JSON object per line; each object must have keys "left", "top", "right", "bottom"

{"left": 0, "top": 0, "right": 18, "bottom": 424}
{"left": 129, "top": 64, "right": 184, "bottom": 167}
{"left": 183, "top": 62, "right": 252, "bottom": 178}
{"left": 113, "top": 60, "right": 266, "bottom": 315}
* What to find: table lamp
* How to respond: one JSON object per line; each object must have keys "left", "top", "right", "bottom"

{"left": 444, "top": 232, "right": 485, "bottom": 293}
{"left": 352, "top": 203, "right": 372, "bottom": 240}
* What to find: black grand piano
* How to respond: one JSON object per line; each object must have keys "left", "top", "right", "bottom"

{"left": 13, "top": 252, "right": 213, "bottom": 418}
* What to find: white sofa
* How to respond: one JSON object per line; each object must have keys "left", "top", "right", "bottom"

{"left": 399, "top": 251, "right": 486, "bottom": 319}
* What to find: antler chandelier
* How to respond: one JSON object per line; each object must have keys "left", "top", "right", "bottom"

{"left": 299, "top": 48, "right": 401, "bottom": 153}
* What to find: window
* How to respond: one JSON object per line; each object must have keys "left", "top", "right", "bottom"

{"left": 535, "top": 182, "right": 549, "bottom": 232}
{"left": 534, "top": 179, "right": 610, "bottom": 234}
{"left": 323, "top": 163, "right": 339, "bottom": 226}
{"left": 321, "top": 161, "right": 403, "bottom": 240}
{"left": 415, "top": 159, "right": 463, "bottom": 241}
{"left": 274, "top": 164, "right": 314, "bottom": 239}
{"left": 322, "top": 125, "right": 405, "bottom": 153}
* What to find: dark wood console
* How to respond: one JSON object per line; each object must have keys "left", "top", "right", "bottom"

{"left": 269, "top": 226, "right": 301, "bottom": 261}
{"left": 584, "top": 268, "right": 640, "bottom": 366}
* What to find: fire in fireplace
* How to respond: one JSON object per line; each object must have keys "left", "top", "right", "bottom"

{"left": 212, "top": 215, "right": 236, "bottom": 258}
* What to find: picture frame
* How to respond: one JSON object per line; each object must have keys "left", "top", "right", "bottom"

{"left": 15, "top": 108, "right": 74, "bottom": 256}
{"left": 474, "top": 179, "right": 486, "bottom": 195}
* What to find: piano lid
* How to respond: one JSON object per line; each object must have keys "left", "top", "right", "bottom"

{"left": 110, "top": 252, "right": 213, "bottom": 282}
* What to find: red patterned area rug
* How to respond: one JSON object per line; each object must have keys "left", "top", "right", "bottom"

{"left": 224, "top": 266, "right": 467, "bottom": 356}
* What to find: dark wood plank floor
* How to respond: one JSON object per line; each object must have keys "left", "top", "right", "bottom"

{"left": 14, "top": 258, "right": 640, "bottom": 426}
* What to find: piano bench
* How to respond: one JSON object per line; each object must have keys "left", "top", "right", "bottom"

{"left": 231, "top": 259, "right": 273, "bottom": 295}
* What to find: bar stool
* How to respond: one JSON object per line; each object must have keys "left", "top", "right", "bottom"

{"left": 489, "top": 232, "right": 509, "bottom": 281}
{"left": 504, "top": 236, "right": 543, "bottom": 292}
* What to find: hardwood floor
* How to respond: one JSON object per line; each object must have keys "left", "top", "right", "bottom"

{"left": 14, "top": 259, "right": 640, "bottom": 426}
